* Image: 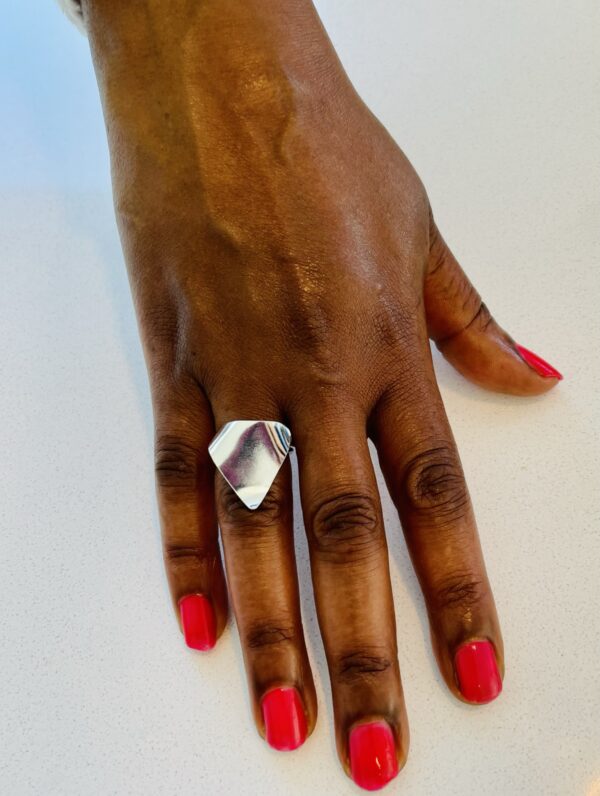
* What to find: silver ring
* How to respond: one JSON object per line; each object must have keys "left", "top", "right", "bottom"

{"left": 208, "top": 420, "right": 292, "bottom": 510}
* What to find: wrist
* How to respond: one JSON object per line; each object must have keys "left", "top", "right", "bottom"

{"left": 84, "top": 0, "right": 346, "bottom": 100}
{"left": 83, "top": 0, "right": 356, "bottom": 236}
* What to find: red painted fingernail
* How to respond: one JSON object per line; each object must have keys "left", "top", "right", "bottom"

{"left": 179, "top": 594, "right": 216, "bottom": 651}
{"left": 515, "top": 344, "right": 563, "bottom": 380}
{"left": 349, "top": 721, "right": 399, "bottom": 791}
{"left": 454, "top": 640, "right": 502, "bottom": 703}
{"left": 261, "top": 687, "right": 307, "bottom": 751}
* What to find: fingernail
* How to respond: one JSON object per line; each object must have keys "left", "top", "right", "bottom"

{"left": 515, "top": 344, "right": 563, "bottom": 380}
{"left": 179, "top": 594, "right": 216, "bottom": 651}
{"left": 349, "top": 721, "right": 399, "bottom": 791}
{"left": 261, "top": 687, "right": 307, "bottom": 751}
{"left": 454, "top": 640, "right": 502, "bottom": 704}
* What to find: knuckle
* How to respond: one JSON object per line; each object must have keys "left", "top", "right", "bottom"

{"left": 310, "top": 491, "right": 382, "bottom": 560}
{"left": 333, "top": 649, "right": 394, "bottom": 685}
{"left": 433, "top": 571, "right": 488, "bottom": 613}
{"left": 218, "top": 478, "right": 287, "bottom": 532}
{"left": 403, "top": 445, "right": 470, "bottom": 525}
{"left": 244, "top": 621, "right": 295, "bottom": 651}
{"left": 269, "top": 257, "right": 334, "bottom": 360}
{"left": 370, "top": 294, "right": 421, "bottom": 356}
{"left": 155, "top": 435, "right": 199, "bottom": 490}
{"left": 136, "top": 294, "right": 180, "bottom": 347}
{"left": 464, "top": 299, "right": 493, "bottom": 335}
{"left": 433, "top": 284, "right": 494, "bottom": 348}
{"left": 285, "top": 299, "right": 333, "bottom": 356}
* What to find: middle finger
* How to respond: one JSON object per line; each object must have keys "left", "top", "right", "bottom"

{"left": 293, "top": 396, "right": 409, "bottom": 791}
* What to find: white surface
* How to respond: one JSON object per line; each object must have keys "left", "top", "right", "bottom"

{"left": 1, "top": 2, "right": 599, "bottom": 795}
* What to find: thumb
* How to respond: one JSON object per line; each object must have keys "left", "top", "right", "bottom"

{"left": 425, "top": 219, "right": 562, "bottom": 395}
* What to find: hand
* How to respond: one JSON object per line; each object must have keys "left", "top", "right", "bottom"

{"left": 85, "top": 0, "right": 562, "bottom": 789}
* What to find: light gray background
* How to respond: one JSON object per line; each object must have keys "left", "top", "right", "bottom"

{"left": 1, "top": 2, "right": 599, "bottom": 794}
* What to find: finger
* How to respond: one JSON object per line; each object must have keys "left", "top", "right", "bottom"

{"left": 153, "top": 381, "right": 228, "bottom": 651}
{"left": 213, "top": 409, "right": 316, "bottom": 752}
{"left": 294, "top": 399, "right": 408, "bottom": 791}
{"left": 425, "top": 218, "right": 562, "bottom": 395}
{"left": 372, "top": 359, "right": 504, "bottom": 705}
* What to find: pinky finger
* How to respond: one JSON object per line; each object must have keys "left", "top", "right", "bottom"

{"left": 153, "top": 382, "right": 228, "bottom": 651}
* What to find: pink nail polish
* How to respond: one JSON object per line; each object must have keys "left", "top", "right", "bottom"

{"left": 349, "top": 721, "right": 399, "bottom": 791}
{"left": 262, "top": 687, "right": 307, "bottom": 751}
{"left": 516, "top": 344, "right": 563, "bottom": 380}
{"left": 454, "top": 640, "right": 502, "bottom": 704}
{"left": 179, "top": 594, "right": 216, "bottom": 651}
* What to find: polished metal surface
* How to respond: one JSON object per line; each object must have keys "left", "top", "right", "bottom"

{"left": 208, "top": 420, "right": 292, "bottom": 510}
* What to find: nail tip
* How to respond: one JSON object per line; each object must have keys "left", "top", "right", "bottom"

{"left": 515, "top": 343, "right": 562, "bottom": 380}
{"left": 266, "top": 736, "right": 305, "bottom": 752}
{"left": 352, "top": 779, "right": 396, "bottom": 792}
{"left": 463, "top": 679, "right": 503, "bottom": 705}
{"left": 185, "top": 637, "right": 216, "bottom": 652}
{"left": 351, "top": 768, "right": 399, "bottom": 791}
{"left": 542, "top": 368, "right": 563, "bottom": 381}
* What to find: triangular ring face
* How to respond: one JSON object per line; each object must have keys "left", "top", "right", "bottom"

{"left": 208, "top": 420, "right": 292, "bottom": 510}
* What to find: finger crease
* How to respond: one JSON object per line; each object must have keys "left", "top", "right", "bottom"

{"left": 434, "top": 300, "right": 490, "bottom": 346}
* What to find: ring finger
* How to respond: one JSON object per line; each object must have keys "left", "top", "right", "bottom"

{"left": 212, "top": 404, "right": 317, "bottom": 752}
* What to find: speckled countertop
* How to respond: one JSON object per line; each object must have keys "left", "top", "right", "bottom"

{"left": 1, "top": 2, "right": 599, "bottom": 794}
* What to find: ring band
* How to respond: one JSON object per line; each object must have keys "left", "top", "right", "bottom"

{"left": 208, "top": 420, "right": 292, "bottom": 510}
